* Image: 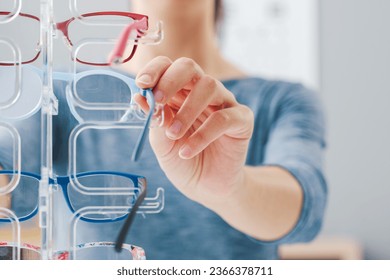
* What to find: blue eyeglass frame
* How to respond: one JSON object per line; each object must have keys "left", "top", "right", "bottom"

{"left": 21, "top": 65, "right": 156, "bottom": 162}
{"left": 0, "top": 170, "right": 146, "bottom": 223}
{"left": 55, "top": 66, "right": 156, "bottom": 162}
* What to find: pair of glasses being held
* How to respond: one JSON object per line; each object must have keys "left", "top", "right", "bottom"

{"left": 3, "top": 64, "right": 162, "bottom": 161}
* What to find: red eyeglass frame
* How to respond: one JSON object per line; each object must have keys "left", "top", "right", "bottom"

{"left": 0, "top": 11, "right": 148, "bottom": 66}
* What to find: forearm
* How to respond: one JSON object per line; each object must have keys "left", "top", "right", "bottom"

{"left": 213, "top": 165, "right": 303, "bottom": 241}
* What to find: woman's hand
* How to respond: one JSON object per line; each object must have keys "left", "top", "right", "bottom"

{"left": 134, "top": 56, "right": 254, "bottom": 210}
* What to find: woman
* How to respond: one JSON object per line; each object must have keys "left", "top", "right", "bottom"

{"left": 115, "top": 0, "right": 327, "bottom": 259}
{"left": 0, "top": 0, "right": 326, "bottom": 259}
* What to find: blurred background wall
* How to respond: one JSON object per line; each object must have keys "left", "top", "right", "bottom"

{"left": 221, "top": 0, "right": 319, "bottom": 90}
{"left": 319, "top": 0, "right": 390, "bottom": 260}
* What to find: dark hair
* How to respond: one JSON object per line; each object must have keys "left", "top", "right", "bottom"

{"left": 215, "top": 0, "right": 223, "bottom": 25}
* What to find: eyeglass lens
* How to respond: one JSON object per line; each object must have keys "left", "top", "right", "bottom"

{"left": 75, "top": 73, "right": 132, "bottom": 103}
{"left": 0, "top": 0, "right": 17, "bottom": 23}
{"left": 0, "top": 246, "right": 41, "bottom": 260}
{"left": 70, "top": 0, "right": 130, "bottom": 17}
{"left": 67, "top": 173, "right": 138, "bottom": 220}
{"left": 0, "top": 13, "right": 40, "bottom": 65}
{"left": 0, "top": 66, "right": 42, "bottom": 119}
{"left": 71, "top": 245, "right": 134, "bottom": 260}
{"left": 0, "top": 174, "right": 39, "bottom": 220}
{"left": 69, "top": 14, "right": 138, "bottom": 65}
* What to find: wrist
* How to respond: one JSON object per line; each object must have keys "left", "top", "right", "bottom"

{"left": 210, "top": 166, "right": 252, "bottom": 217}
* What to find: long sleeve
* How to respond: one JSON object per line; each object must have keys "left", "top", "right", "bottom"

{"left": 260, "top": 83, "right": 327, "bottom": 244}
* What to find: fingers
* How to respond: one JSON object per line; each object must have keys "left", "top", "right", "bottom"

{"left": 165, "top": 75, "right": 235, "bottom": 140}
{"left": 133, "top": 93, "right": 149, "bottom": 112}
{"left": 179, "top": 105, "right": 254, "bottom": 159}
{"left": 134, "top": 56, "right": 253, "bottom": 160}
{"left": 136, "top": 56, "right": 204, "bottom": 104}
{"left": 133, "top": 93, "right": 175, "bottom": 127}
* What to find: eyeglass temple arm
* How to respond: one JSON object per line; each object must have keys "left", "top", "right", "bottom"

{"left": 131, "top": 89, "right": 155, "bottom": 162}
{"left": 115, "top": 182, "right": 147, "bottom": 252}
{"left": 108, "top": 17, "right": 148, "bottom": 65}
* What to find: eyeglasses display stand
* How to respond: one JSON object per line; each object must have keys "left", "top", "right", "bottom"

{"left": 0, "top": 0, "right": 164, "bottom": 260}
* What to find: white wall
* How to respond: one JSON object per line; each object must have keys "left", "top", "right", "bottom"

{"left": 221, "top": 0, "right": 319, "bottom": 90}
{"left": 319, "top": 0, "right": 390, "bottom": 260}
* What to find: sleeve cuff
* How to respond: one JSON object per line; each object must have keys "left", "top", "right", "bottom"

{"left": 245, "top": 163, "right": 327, "bottom": 246}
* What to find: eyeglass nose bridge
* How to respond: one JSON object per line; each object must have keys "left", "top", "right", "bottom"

{"left": 54, "top": 19, "right": 70, "bottom": 42}
{"left": 49, "top": 182, "right": 60, "bottom": 192}
{"left": 34, "top": 40, "right": 42, "bottom": 53}
{"left": 54, "top": 20, "right": 75, "bottom": 51}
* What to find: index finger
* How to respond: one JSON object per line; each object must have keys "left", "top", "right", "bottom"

{"left": 135, "top": 56, "right": 172, "bottom": 89}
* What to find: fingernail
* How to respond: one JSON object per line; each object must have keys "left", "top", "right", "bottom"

{"left": 179, "top": 145, "right": 192, "bottom": 159}
{"left": 137, "top": 74, "right": 152, "bottom": 85}
{"left": 154, "top": 90, "right": 164, "bottom": 103}
{"left": 166, "top": 120, "right": 182, "bottom": 138}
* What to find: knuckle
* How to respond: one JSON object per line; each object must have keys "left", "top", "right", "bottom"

{"left": 138, "top": 56, "right": 171, "bottom": 82}
{"left": 155, "top": 56, "right": 172, "bottom": 65}
{"left": 213, "top": 110, "right": 230, "bottom": 127}
{"left": 201, "top": 75, "right": 217, "bottom": 92}
{"left": 160, "top": 76, "right": 176, "bottom": 90}
{"left": 194, "top": 130, "right": 207, "bottom": 144}
{"left": 176, "top": 57, "right": 197, "bottom": 69}
{"left": 240, "top": 104, "right": 254, "bottom": 120}
{"left": 178, "top": 106, "right": 194, "bottom": 122}
{"left": 238, "top": 105, "right": 255, "bottom": 133}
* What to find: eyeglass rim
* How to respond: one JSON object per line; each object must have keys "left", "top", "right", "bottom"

{"left": 0, "top": 11, "right": 148, "bottom": 66}
{"left": 0, "top": 170, "right": 146, "bottom": 223}
{"left": 0, "top": 241, "right": 145, "bottom": 260}
{"left": 0, "top": 241, "right": 41, "bottom": 260}
{"left": 66, "top": 241, "right": 146, "bottom": 260}
{"left": 24, "top": 64, "right": 145, "bottom": 111}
